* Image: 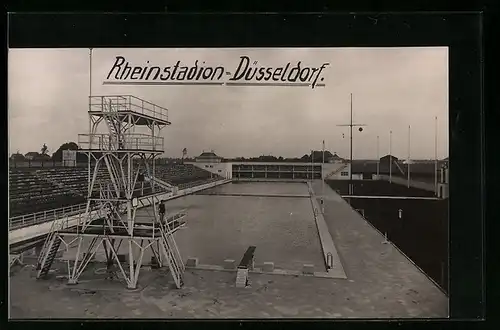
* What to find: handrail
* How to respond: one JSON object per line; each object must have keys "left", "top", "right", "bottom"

{"left": 88, "top": 95, "right": 169, "bottom": 123}
{"left": 9, "top": 177, "right": 223, "bottom": 231}
{"left": 9, "top": 203, "right": 90, "bottom": 230}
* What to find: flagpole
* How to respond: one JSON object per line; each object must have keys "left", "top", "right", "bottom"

{"left": 407, "top": 125, "right": 411, "bottom": 188}
{"left": 434, "top": 116, "right": 438, "bottom": 195}
{"left": 376, "top": 135, "right": 380, "bottom": 178}
{"left": 89, "top": 48, "right": 93, "bottom": 98}
{"left": 88, "top": 48, "right": 93, "bottom": 195}
{"left": 311, "top": 149, "right": 314, "bottom": 182}
{"left": 322, "top": 140, "right": 325, "bottom": 167}
{"left": 322, "top": 140, "right": 325, "bottom": 213}
{"left": 389, "top": 130, "right": 392, "bottom": 183}
{"left": 349, "top": 93, "right": 353, "bottom": 195}
{"left": 322, "top": 140, "right": 325, "bottom": 184}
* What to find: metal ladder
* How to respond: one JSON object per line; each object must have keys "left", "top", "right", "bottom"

{"left": 324, "top": 164, "right": 348, "bottom": 180}
{"left": 157, "top": 218, "right": 185, "bottom": 289}
{"left": 104, "top": 100, "right": 124, "bottom": 150}
{"left": 36, "top": 228, "right": 62, "bottom": 279}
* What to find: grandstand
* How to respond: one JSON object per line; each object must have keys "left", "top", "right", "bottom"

{"left": 8, "top": 163, "right": 222, "bottom": 229}
{"left": 154, "top": 163, "right": 224, "bottom": 188}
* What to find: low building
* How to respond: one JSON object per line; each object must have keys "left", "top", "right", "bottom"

{"left": 188, "top": 151, "right": 230, "bottom": 179}
{"left": 24, "top": 152, "right": 51, "bottom": 161}
{"left": 195, "top": 151, "right": 223, "bottom": 163}
{"left": 24, "top": 152, "right": 40, "bottom": 160}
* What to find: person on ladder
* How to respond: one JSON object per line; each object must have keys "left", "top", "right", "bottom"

{"left": 158, "top": 200, "right": 166, "bottom": 224}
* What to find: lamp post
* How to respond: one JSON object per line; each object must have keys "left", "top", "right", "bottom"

{"left": 407, "top": 125, "right": 411, "bottom": 188}
{"left": 434, "top": 116, "right": 438, "bottom": 195}
{"left": 376, "top": 135, "right": 380, "bottom": 178}
{"left": 321, "top": 140, "right": 325, "bottom": 213}
{"left": 389, "top": 130, "right": 393, "bottom": 183}
{"left": 337, "top": 93, "right": 366, "bottom": 196}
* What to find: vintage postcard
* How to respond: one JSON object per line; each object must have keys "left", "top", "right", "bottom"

{"left": 8, "top": 47, "right": 449, "bottom": 318}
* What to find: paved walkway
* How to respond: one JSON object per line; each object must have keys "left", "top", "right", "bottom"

{"left": 9, "top": 180, "right": 448, "bottom": 319}
{"left": 310, "top": 180, "right": 448, "bottom": 313}
{"left": 307, "top": 182, "right": 347, "bottom": 279}
{"left": 9, "top": 259, "right": 447, "bottom": 318}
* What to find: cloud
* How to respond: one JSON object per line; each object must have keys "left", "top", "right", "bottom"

{"left": 8, "top": 47, "right": 448, "bottom": 159}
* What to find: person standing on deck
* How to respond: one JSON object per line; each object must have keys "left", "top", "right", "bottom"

{"left": 158, "top": 200, "right": 166, "bottom": 223}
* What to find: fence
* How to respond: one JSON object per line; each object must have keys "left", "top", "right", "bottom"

{"left": 9, "top": 159, "right": 178, "bottom": 169}
{"left": 9, "top": 203, "right": 88, "bottom": 230}
{"left": 378, "top": 174, "right": 437, "bottom": 193}
{"left": 9, "top": 160, "right": 91, "bottom": 168}
{"left": 89, "top": 95, "right": 169, "bottom": 123}
{"left": 78, "top": 133, "right": 164, "bottom": 152}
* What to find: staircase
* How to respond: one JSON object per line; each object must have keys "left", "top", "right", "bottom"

{"left": 394, "top": 161, "right": 406, "bottom": 176}
{"left": 236, "top": 268, "right": 249, "bottom": 288}
{"left": 324, "top": 164, "right": 348, "bottom": 180}
{"left": 36, "top": 232, "right": 62, "bottom": 279}
{"left": 104, "top": 99, "right": 125, "bottom": 150}
{"left": 158, "top": 215, "right": 185, "bottom": 289}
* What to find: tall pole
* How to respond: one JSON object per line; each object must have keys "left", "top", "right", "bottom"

{"left": 389, "top": 130, "right": 393, "bottom": 183}
{"left": 434, "top": 116, "right": 438, "bottom": 195}
{"left": 89, "top": 48, "right": 93, "bottom": 98}
{"left": 311, "top": 149, "right": 314, "bottom": 182}
{"left": 322, "top": 140, "right": 325, "bottom": 184}
{"left": 322, "top": 140, "right": 325, "bottom": 167}
{"left": 88, "top": 48, "right": 93, "bottom": 195}
{"left": 407, "top": 125, "right": 411, "bottom": 188}
{"left": 322, "top": 140, "right": 325, "bottom": 212}
{"left": 336, "top": 93, "right": 366, "bottom": 196}
{"left": 376, "top": 135, "right": 380, "bottom": 178}
{"left": 349, "top": 93, "right": 353, "bottom": 194}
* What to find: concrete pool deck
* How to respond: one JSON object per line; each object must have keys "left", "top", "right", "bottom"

{"left": 307, "top": 182, "right": 347, "bottom": 279}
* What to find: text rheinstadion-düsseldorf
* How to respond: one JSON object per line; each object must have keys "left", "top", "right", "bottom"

{"left": 105, "top": 56, "right": 330, "bottom": 89}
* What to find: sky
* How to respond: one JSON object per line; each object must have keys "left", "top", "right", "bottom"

{"left": 8, "top": 47, "right": 449, "bottom": 160}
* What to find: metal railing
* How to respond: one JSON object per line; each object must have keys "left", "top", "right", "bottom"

{"left": 78, "top": 133, "right": 164, "bottom": 152}
{"left": 89, "top": 95, "right": 169, "bottom": 123}
{"left": 9, "top": 177, "right": 224, "bottom": 232}
{"left": 378, "top": 174, "right": 436, "bottom": 193}
{"left": 9, "top": 203, "right": 89, "bottom": 230}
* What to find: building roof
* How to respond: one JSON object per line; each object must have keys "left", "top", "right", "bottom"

{"left": 380, "top": 154, "right": 398, "bottom": 161}
{"left": 331, "top": 153, "right": 343, "bottom": 160}
{"left": 197, "top": 151, "right": 221, "bottom": 158}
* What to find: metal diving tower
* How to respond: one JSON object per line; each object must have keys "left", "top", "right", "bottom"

{"left": 36, "top": 95, "right": 187, "bottom": 289}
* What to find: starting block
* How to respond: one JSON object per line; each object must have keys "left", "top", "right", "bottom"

{"left": 235, "top": 246, "right": 256, "bottom": 288}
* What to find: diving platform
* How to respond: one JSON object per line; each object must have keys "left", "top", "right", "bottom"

{"left": 88, "top": 95, "right": 171, "bottom": 126}
{"left": 78, "top": 133, "right": 164, "bottom": 153}
{"left": 58, "top": 212, "right": 187, "bottom": 239}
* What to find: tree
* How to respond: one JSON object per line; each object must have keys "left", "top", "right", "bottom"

{"left": 181, "top": 148, "right": 187, "bottom": 164}
{"left": 51, "top": 142, "right": 88, "bottom": 162}
{"left": 300, "top": 154, "right": 310, "bottom": 161}
{"left": 10, "top": 152, "right": 25, "bottom": 162}
{"left": 41, "top": 143, "right": 49, "bottom": 155}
